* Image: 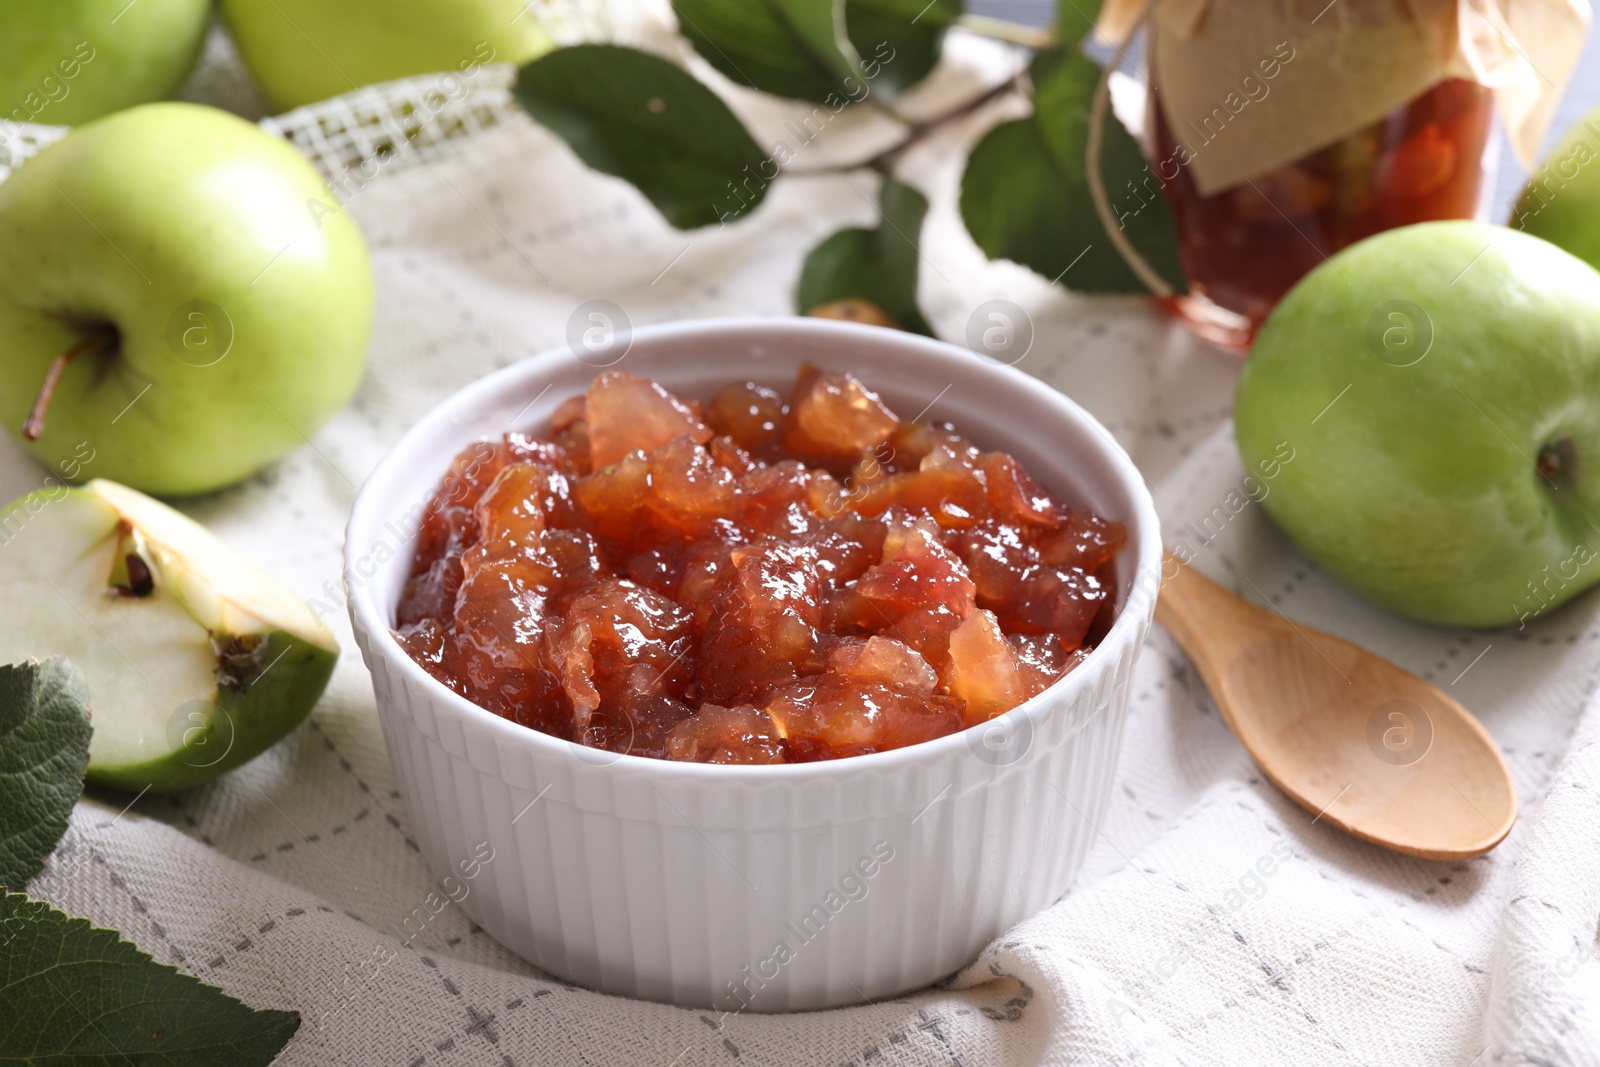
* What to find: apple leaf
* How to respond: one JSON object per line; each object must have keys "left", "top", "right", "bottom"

{"left": 959, "top": 51, "right": 1185, "bottom": 293}
{"left": 0, "top": 893, "right": 299, "bottom": 1065}
{"left": 0, "top": 658, "right": 91, "bottom": 892}
{"left": 797, "top": 176, "right": 934, "bottom": 334}
{"left": 846, "top": 0, "right": 961, "bottom": 99}
{"left": 961, "top": 117, "right": 1104, "bottom": 287}
{"left": 673, "top": 0, "right": 862, "bottom": 104}
{"left": 1033, "top": 51, "right": 1185, "bottom": 290}
{"left": 673, "top": 0, "right": 955, "bottom": 102}
{"left": 514, "top": 45, "right": 770, "bottom": 230}
{"left": 1056, "top": 0, "right": 1105, "bottom": 49}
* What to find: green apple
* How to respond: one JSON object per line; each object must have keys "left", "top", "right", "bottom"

{"left": 1236, "top": 220, "right": 1600, "bottom": 628}
{"left": 0, "top": 479, "right": 337, "bottom": 792}
{"left": 219, "top": 0, "right": 554, "bottom": 112}
{"left": 1512, "top": 106, "right": 1600, "bottom": 270}
{"left": 0, "top": 0, "right": 212, "bottom": 128}
{"left": 0, "top": 102, "right": 373, "bottom": 497}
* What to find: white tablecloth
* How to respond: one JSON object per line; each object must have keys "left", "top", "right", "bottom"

{"left": 12, "top": 9, "right": 1600, "bottom": 1065}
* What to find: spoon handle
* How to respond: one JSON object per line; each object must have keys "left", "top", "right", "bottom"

{"left": 1154, "top": 551, "right": 1293, "bottom": 688}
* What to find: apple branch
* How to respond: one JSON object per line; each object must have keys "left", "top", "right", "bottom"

{"left": 782, "top": 75, "right": 1025, "bottom": 178}
{"left": 955, "top": 13, "right": 1056, "bottom": 50}
{"left": 21, "top": 331, "right": 116, "bottom": 441}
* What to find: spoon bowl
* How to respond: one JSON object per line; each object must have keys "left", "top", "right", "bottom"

{"left": 1158, "top": 554, "right": 1514, "bottom": 860}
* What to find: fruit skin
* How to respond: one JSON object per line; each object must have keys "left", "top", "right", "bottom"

{"left": 0, "top": 0, "right": 211, "bottom": 127}
{"left": 1236, "top": 220, "right": 1600, "bottom": 628}
{"left": 89, "top": 631, "right": 336, "bottom": 793}
{"left": 1512, "top": 107, "right": 1600, "bottom": 270}
{"left": 219, "top": 0, "right": 554, "bottom": 112}
{"left": 0, "top": 480, "right": 339, "bottom": 793}
{"left": 0, "top": 102, "right": 373, "bottom": 497}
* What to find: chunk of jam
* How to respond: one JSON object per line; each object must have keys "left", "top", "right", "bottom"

{"left": 394, "top": 367, "right": 1126, "bottom": 764}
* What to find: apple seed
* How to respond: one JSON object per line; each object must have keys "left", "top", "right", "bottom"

{"left": 116, "top": 552, "right": 154, "bottom": 598}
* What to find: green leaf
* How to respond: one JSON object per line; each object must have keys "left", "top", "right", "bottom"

{"left": 1056, "top": 0, "right": 1105, "bottom": 50}
{"left": 0, "top": 658, "right": 91, "bottom": 892}
{"left": 0, "top": 894, "right": 299, "bottom": 1065}
{"left": 673, "top": 0, "right": 862, "bottom": 104}
{"left": 846, "top": 0, "right": 961, "bottom": 99}
{"left": 959, "top": 51, "right": 1185, "bottom": 294}
{"left": 962, "top": 119, "right": 1097, "bottom": 286}
{"left": 1034, "top": 51, "right": 1185, "bottom": 289}
{"left": 1028, "top": 41, "right": 1067, "bottom": 86}
{"left": 796, "top": 175, "right": 934, "bottom": 334}
{"left": 851, "top": 0, "right": 961, "bottom": 26}
{"left": 515, "top": 45, "right": 771, "bottom": 229}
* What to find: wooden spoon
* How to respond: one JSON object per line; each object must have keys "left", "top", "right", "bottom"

{"left": 1157, "top": 553, "right": 1515, "bottom": 860}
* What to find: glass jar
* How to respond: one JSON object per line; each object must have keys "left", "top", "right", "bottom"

{"left": 1151, "top": 77, "right": 1498, "bottom": 350}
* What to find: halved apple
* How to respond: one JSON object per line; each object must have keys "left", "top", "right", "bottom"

{"left": 0, "top": 479, "right": 337, "bottom": 792}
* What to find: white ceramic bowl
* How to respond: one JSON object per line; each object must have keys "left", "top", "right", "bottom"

{"left": 346, "top": 318, "right": 1160, "bottom": 1011}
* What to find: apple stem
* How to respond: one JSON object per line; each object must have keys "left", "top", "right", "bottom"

{"left": 1538, "top": 437, "right": 1574, "bottom": 486}
{"left": 22, "top": 330, "right": 117, "bottom": 442}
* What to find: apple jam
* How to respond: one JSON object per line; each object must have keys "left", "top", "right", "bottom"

{"left": 393, "top": 367, "right": 1125, "bottom": 764}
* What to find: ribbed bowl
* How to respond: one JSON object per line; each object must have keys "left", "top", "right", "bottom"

{"left": 346, "top": 318, "right": 1161, "bottom": 1011}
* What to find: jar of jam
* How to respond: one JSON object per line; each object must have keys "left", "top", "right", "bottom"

{"left": 1151, "top": 77, "right": 1498, "bottom": 350}
{"left": 1088, "top": 0, "right": 1586, "bottom": 352}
